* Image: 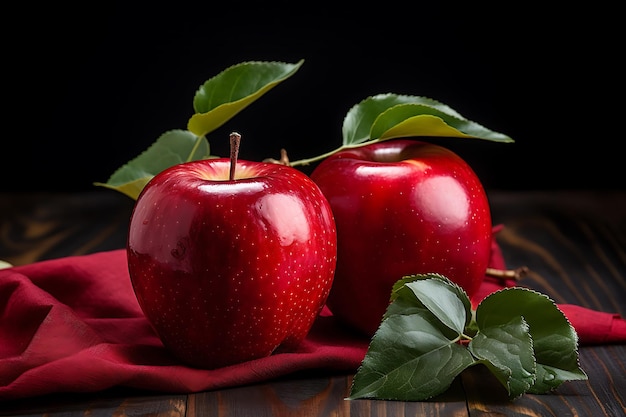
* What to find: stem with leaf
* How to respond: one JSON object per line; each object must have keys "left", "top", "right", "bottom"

{"left": 265, "top": 141, "right": 380, "bottom": 167}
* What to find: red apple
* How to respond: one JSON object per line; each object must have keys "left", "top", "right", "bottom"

{"left": 127, "top": 136, "right": 337, "bottom": 369}
{"left": 310, "top": 139, "right": 492, "bottom": 336}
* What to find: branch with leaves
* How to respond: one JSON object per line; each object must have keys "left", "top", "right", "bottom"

{"left": 349, "top": 274, "right": 587, "bottom": 401}
{"left": 94, "top": 59, "right": 512, "bottom": 200}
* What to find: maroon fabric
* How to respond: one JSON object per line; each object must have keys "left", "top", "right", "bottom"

{"left": 1, "top": 229, "right": 625, "bottom": 400}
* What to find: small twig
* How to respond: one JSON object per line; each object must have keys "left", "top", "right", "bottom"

{"left": 263, "top": 148, "right": 291, "bottom": 166}
{"left": 485, "top": 266, "right": 529, "bottom": 281}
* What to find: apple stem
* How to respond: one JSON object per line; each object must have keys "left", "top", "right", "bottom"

{"left": 264, "top": 142, "right": 378, "bottom": 168}
{"left": 229, "top": 132, "right": 241, "bottom": 181}
{"left": 485, "top": 266, "right": 529, "bottom": 281}
{"left": 287, "top": 141, "right": 376, "bottom": 167}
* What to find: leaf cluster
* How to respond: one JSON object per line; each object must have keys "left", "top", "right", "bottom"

{"left": 348, "top": 274, "right": 587, "bottom": 402}
{"left": 94, "top": 60, "right": 513, "bottom": 200}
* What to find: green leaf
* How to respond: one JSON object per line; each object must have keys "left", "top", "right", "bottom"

{"left": 372, "top": 104, "right": 514, "bottom": 142}
{"left": 532, "top": 365, "right": 590, "bottom": 395}
{"left": 187, "top": 60, "right": 304, "bottom": 137}
{"left": 348, "top": 314, "right": 475, "bottom": 401}
{"left": 98, "top": 60, "right": 302, "bottom": 200}
{"left": 94, "top": 129, "right": 211, "bottom": 200}
{"left": 408, "top": 278, "right": 470, "bottom": 334}
{"left": 341, "top": 93, "right": 514, "bottom": 146}
{"left": 349, "top": 275, "right": 475, "bottom": 401}
{"left": 469, "top": 316, "right": 537, "bottom": 399}
{"left": 389, "top": 274, "right": 473, "bottom": 330}
{"left": 475, "top": 288, "right": 587, "bottom": 394}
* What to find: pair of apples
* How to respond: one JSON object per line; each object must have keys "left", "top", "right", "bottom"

{"left": 127, "top": 138, "right": 492, "bottom": 369}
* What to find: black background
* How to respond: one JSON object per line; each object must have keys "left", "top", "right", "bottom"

{"left": 4, "top": 3, "right": 622, "bottom": 193}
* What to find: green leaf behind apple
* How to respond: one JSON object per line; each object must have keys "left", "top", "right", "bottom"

{"left": 94, "top": 60, "right": 304, "bottom": 199}
{"left": 93, "top": 130, "right": 211, "bottom": 199}
{"left": 343, "top": 93, "right": 514, "bottom": 146}
{"left": 288, "top": 93, "right": 514, "bottom": 167}
{"left": 188, "top": 60, "right": 305, "bottom": 137}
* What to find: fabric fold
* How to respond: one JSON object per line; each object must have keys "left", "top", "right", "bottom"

{"left": 1, "top": 230, "right": 624, "bottom": 400}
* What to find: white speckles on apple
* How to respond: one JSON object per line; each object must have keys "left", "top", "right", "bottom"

{"left": 127, "top": 161, "right": 338, "bottom": 369}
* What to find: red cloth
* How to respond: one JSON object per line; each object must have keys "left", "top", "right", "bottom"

{"left": 1, "top": 232, "right": 625, "bottom": 400}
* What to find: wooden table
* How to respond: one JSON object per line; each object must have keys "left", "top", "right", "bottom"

{"left": 1, "top": 190, "right": 625, "bottom": 416}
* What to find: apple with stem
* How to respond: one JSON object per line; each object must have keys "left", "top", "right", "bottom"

{"left": 309, "top": 139, "right": 493, "bottom": 336}
{"left": 127, "top": 132, "right": 337, "bottom": 369}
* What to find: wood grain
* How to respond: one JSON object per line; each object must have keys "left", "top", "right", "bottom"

{"left": 0, "top": 190, "right": 624, "bottom": 416}
{"left": 0, "top": 191, "right": 133, "bottom": 266}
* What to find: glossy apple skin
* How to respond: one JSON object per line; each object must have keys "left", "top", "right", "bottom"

{"left": 127, "top": 159, "right": 337, "bottom": 369}
{"left": 310, "top": 139, "right": 492, "bottom": 336}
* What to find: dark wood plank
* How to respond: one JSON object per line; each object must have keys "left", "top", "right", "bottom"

{"left": 0, "top": 191, "right": 133, "bottom": 266}
{"left": 187, "top": 373, "right": 469, "bottom": 417}
{"left": 489, "top": 190, "right": 626, "bottom": 316}
{"left": 0, "top": 390, "right": 187, "bottom": 416}
{"left": 470, "top": 191, "right": 626, "bottom": 416}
